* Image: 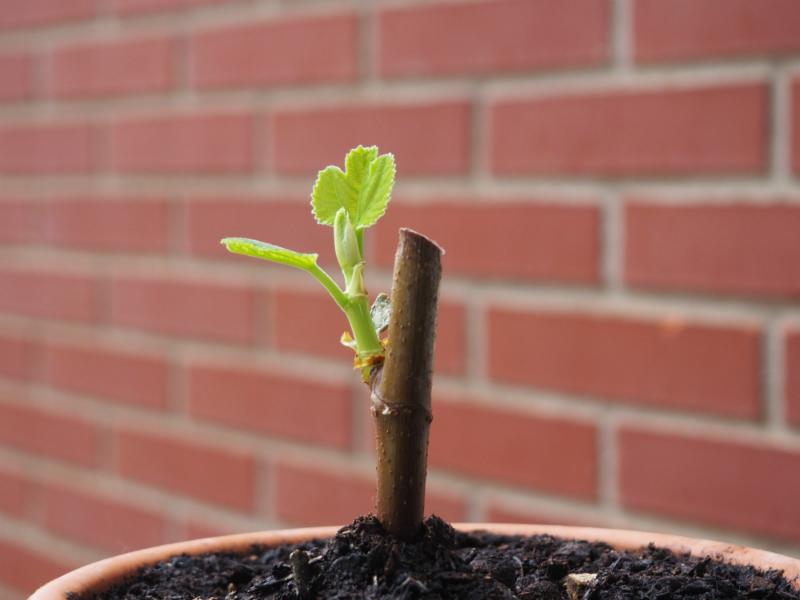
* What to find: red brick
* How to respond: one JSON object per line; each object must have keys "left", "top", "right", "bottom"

{"left": 186, "top": 198, "right": 334, "bottom": 264}
{"left": 0, "top": 123, "right": 95, "bottom": 173}
{"left": 0, "top": 0, "right": 94, "bottom": 30}
{"left": 489, "top": 309, "right": 761, "bottom": 419}
{"left": 181, "top": 521, "right": 229, "bottom": 540}
{"left": 46, "top": 198, "right": 168, "bottom": 252}
{"left": 620, "top": 427, "right": 800, "bottom": 542}
{"left": 0, "top": 468, "right": 36, "bottom": 518}
{"left": 112, "top": 112, "right": 252, "bottom": 173}
{"left": 491, "top": 83, "right": 767, "bottom": 176}
{"left": 273, "top": 289, "right": 466, "bottom": 376}
{"left": 430, "top": 398, "right": 597, "bottom": 500}
{"left": 0, "top": 539, "right": 74, "bottom": 594}
{"left": 273, "top": 289, "right": 357, "bottom": 359}
{"left": 485, "top": 503, "right": 594, "bottom": 527}
{"left": 191, "top": 14, "right": 357, "bottom": 89}
{"left": 110, "top": 276, "right": 254, "bottom": 343}
{"left": 50, "top": 37, "right": 173, "bottom": 99}
{"left": 0, "top": 201, "right": 42, "bottom": 243}
{"left": 433, "top": 303, "right": 467, "bottom": 376}
{"left": 626, "top": 202, "right": 800, "bottom": 297}
{"left": 44, "top": 343, "right": 168, "bottom": 410}
{"left": 0, "top": 53, "right": 34, "bottom": 102}
{"left": 273, "top": 461, "right": 465, "bottom": 526}
{"left": 406, "top": 488, "right": 467, "bottom": 523}
{"left": 380, "top": 0, "right": 607, "bottom": 78}
{"left": 374, "top": 201, "right": 600, "bottom": 284}
{"left": 0, "top": 402, "right": 99, "bottom": 466}
{"left": 0, "top": 336, "right": 40, "bottom": 381}
{"left": 188, "top": 364, "right": 351, "bottom": 448}
{"left": 0, "top": 269, "right": 98, "bottom": 322}
{"left": 116, "top": 429, "right": 256, "bottom": 510}
{"left": 793, "top": 80, "right": 800, "bottom": 174}
{"left": 43, "top": 484, "right": 167, "bottom": 552}
{"left": 273, "top": 101, "right": 470, "bottom": 175}
{"left": 787, "top": 330, "right": 800, "bottom": 426}
{"left": 114, "top": 0, "right": 223, "bottom": 15}
{"left": 635, "top": 0, "right": 800, "bottom": 63}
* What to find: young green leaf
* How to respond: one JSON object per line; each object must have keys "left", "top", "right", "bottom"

{"left": 312, "top": 146, "right": 394, "bottom": 230}
{"left": 222, "top": 237, "right": 351, "bottom": 313}
{"left": 221, "top": 237, "right": 318, "bottom": 270}
{"left": 345, "top": 145, "right": 379, "bottom": 189}
{"left": 355, "top": 153, "right": 395, "bottom": 229}
{"left": 311, "top": 166, "right": 356, "bottom": 225}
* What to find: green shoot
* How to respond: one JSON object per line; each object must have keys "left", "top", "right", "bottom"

{"left": 220, "top": 145, "right": 396, "bottom": 381}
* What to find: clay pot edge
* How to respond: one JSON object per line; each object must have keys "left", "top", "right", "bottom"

{"left": 29, "top": 523, "right": 800, "bottom": 600}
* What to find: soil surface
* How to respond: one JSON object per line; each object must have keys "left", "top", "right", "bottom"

{"left": 76, "top": 515, "right": 800, "bottom": 600}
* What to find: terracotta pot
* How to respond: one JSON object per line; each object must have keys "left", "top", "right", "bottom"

{"left": 30, "top": 524, "right": 800, "bottom": 599}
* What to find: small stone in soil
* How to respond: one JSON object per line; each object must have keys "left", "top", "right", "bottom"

{"left": 564, "top": 572, "right": 597, "bottom": 600}
{"left": 72, "top": 515, "right": 800, "bottom": 600}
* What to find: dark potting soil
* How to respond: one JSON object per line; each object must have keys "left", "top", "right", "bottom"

{"left": 75, "top": 515, "right": 800, "bottom": 600}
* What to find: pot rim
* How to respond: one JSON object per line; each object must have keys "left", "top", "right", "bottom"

{"left": 29, "top": 523, "right": 800, "bottom": 599}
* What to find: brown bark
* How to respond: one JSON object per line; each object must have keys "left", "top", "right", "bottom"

{"left": 371, "top": 228, "right": 443, "bottom": 541}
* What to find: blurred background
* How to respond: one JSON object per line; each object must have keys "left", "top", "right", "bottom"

{"left": 1, "top": 0, "right": 800, "bottom": 595}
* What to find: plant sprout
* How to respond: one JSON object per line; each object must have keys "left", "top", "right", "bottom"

{"left": 222, "top": 146, "right": 443, "bottom": 542}
{"left": 222, "top": 145, "right": 395, "bottom": 383}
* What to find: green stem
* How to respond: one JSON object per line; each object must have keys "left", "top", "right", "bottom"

{"left": 308, "top": 262, "right": 381, "bottom": 379}
{"left": 307, "top": 263, "right": 349, "bottom": 311}
{"left": 346, "top": 295, "right": 382, "bottom": 358}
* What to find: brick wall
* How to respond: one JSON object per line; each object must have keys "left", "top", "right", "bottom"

{"left": 1, "top": 0, "right": 800, "bottom": 596}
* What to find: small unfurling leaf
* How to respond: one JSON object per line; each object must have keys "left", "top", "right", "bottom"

{"left": 340, "top": 330, "right": 357, "bottom": 350}
{"left": 334, "top": 208, "right": 361, "bottom": 280}
{"left": 370, "top": 293, "right": 391, "bottom": 334}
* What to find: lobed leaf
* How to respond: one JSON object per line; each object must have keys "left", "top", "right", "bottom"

{"left": 220, "top": 237, "right": 318, "bottom": 270}
{"left": 310, "top": 146, "right": 394, "bottom": 230}
{"left": 311, "top": 166, "right": 356, "bottom": 225}
{"left": 345, "top": 145, "right": 378, "bottom": 190}
{"left": 355, "top": 153, "right": 395, "bottom": 229}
